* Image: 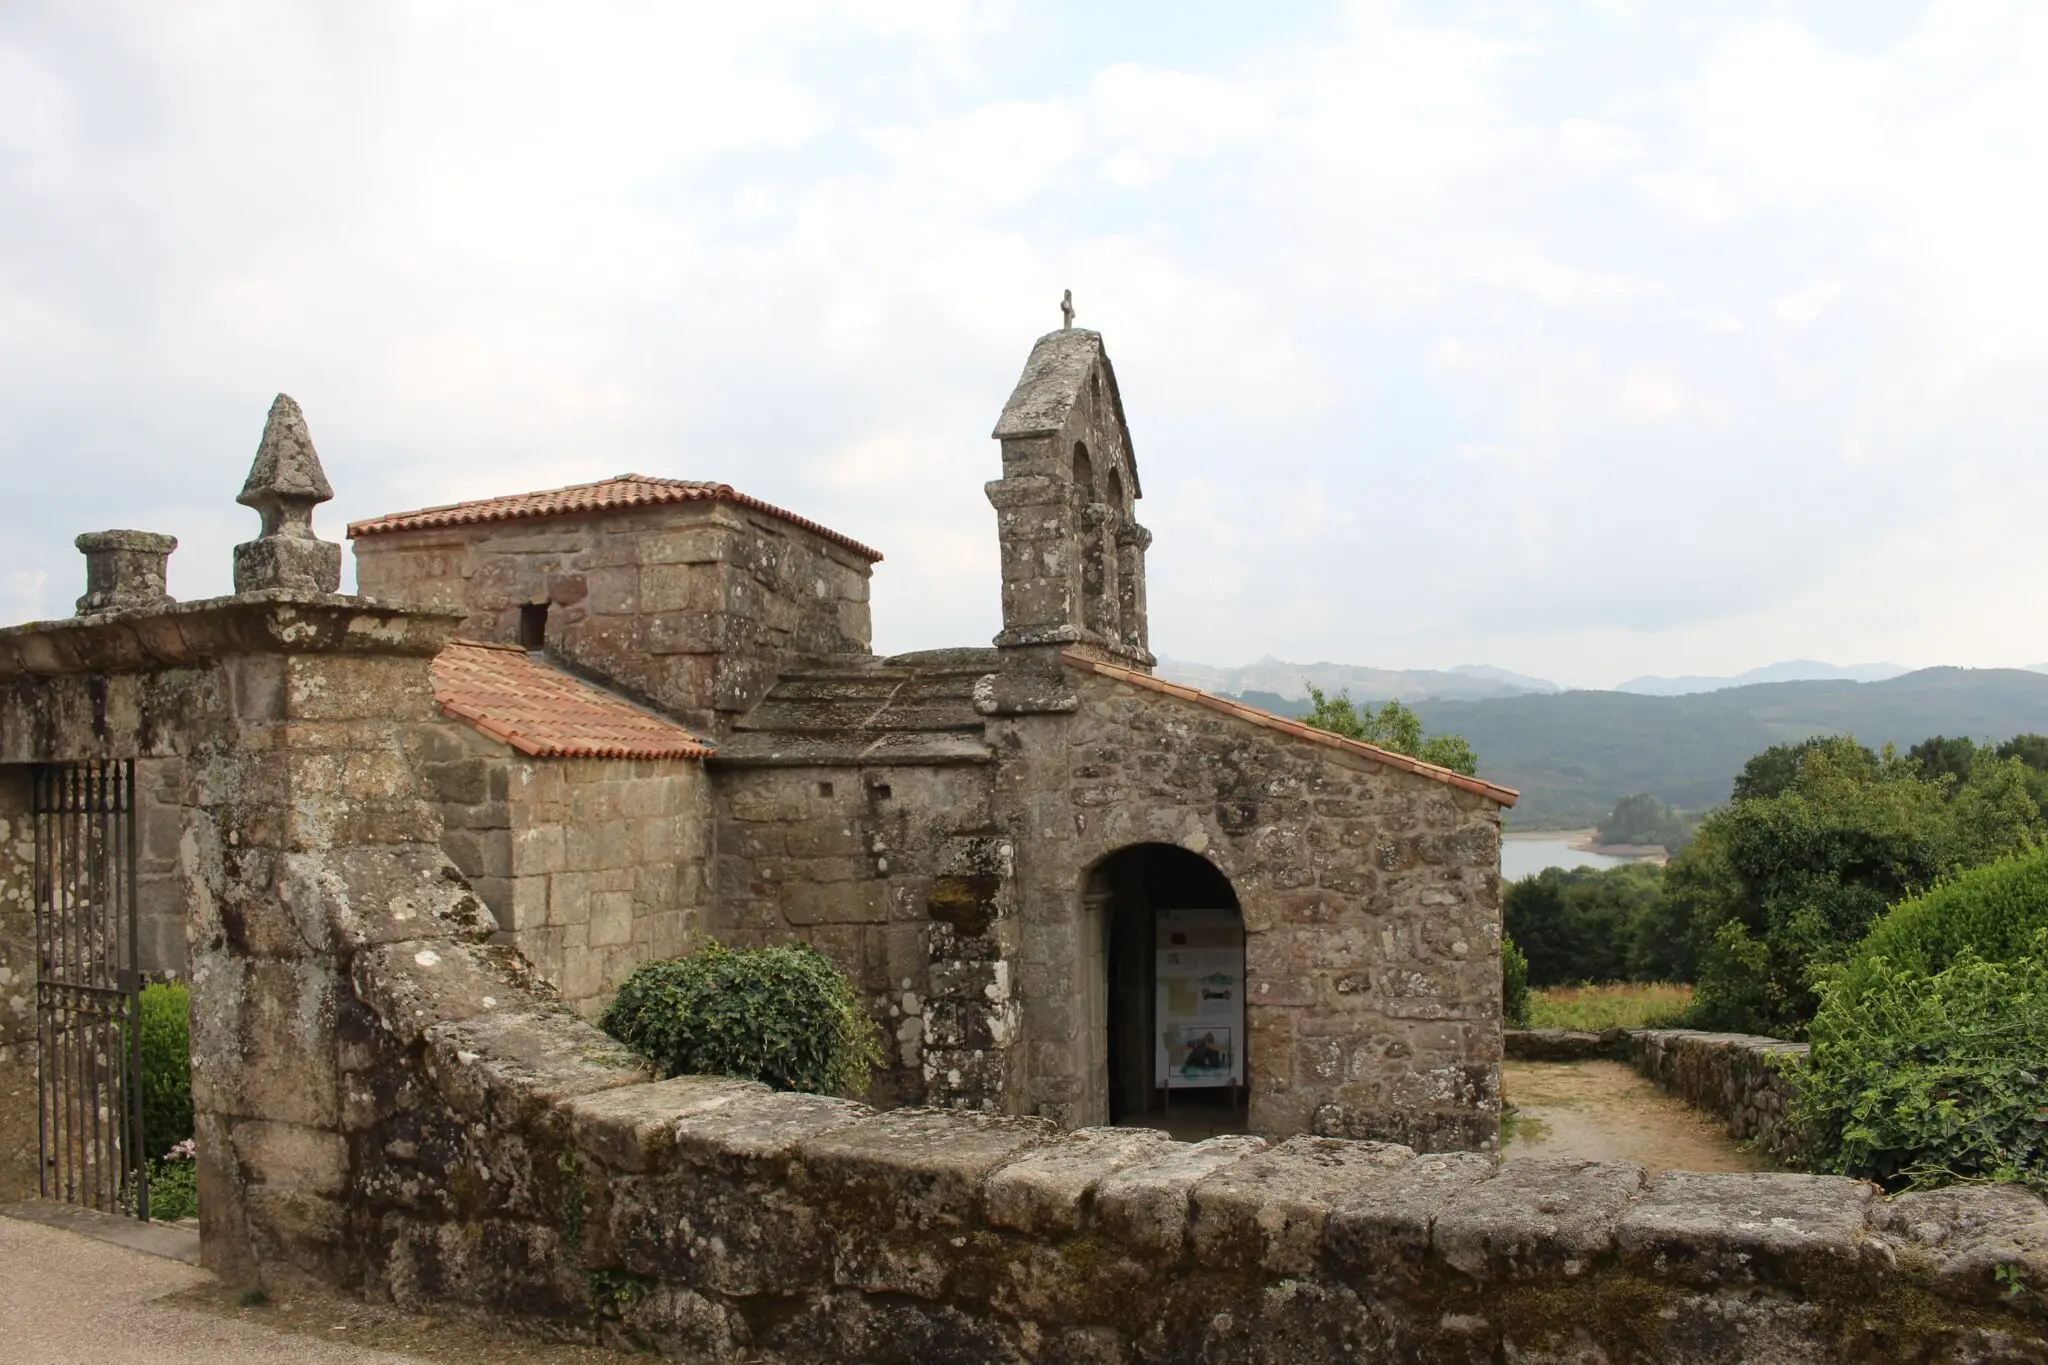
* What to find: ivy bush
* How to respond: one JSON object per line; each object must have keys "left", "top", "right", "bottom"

{"left": 599, "top": 941, "right": 882, "bottom": 1096}
{"left": 139, "top": 982, "right": 193, "bottom": 1159}
{"left": 1797, "top": 936, "right": 2048, "bottom": 1192}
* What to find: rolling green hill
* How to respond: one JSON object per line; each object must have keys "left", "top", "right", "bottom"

{"left": 1369, "top": 668, "right": 2048, "bottom": 828}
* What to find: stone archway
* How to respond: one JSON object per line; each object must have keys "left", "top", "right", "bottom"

{"left": 1083, "top": 843, "right": 1246, "bottom": 1136}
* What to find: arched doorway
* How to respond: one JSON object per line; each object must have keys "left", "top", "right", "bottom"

{"left": 1086, "top": 843, "right": 1247, "bottom": 1137}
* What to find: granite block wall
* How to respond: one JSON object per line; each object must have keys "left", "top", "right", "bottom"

{"left": 709, "top": 762, "right": 1003, "bottom": 1110}
{"left": 348, "top": 921, "right": 2048, "bottom": 1365}
{"left": 352, "top": 500, "right": 873, "bottom": 735}
{"left": 413, "top": 720, "right": 711, "bottom": 1016}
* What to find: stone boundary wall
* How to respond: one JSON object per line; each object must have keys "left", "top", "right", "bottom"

{"left": 1505, "top": 1027, "right": 1809, "bottom": 1160}
{"left": 351, "top": 941, "right": 2048, "bottom": 1363}
{"left": 1631, "top": 1028, "right": 1809, "bottom": 1160}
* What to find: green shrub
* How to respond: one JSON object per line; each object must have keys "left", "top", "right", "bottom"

{"left": 1837, "top": 844, "right": 2048, "bottom": 996}
{"left": 1502, "top": 933, "right": 1530, "bottom": 1028}
{"left": 138, "top": 982, "right": 193, "bottom": 1160}
{"left": 1797, "top": 935, "right": 2048, "bottom": 1192}
{"left": 599, "top": 940, "right": 882, "bottom": 1096}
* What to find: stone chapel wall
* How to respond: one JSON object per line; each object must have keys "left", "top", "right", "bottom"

{"left": 413, "top": 720, "right": 712, "bottom": 1016}
{"left": 352, "top": 500, "right": 873, "bottom": 734}
{"left": 994, "top": 664, "right": 1505, "bottom": 1149}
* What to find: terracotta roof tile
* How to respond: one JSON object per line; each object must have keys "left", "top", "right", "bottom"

{"left": 433, "top": 640, "right": 713, "bottom": 760}
{"left": 1062, "top": 651, "right": 1519, "bottom": 807}
{"left": 348, "top": 474, "right": 883, "bottom": 562}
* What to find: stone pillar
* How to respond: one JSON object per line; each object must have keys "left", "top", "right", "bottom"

{"left": 1115, "top": 518, "right": 1151, "bottom": 663}
{"left": 190, "top": 634, "right": 461, "bottom": 1288}
{"left": 0, "top": 767, "right": 36, "bottom": 1201}
{"left": 74, "top": 530, "right": 177, "bottom": 616}
{"left": 921, "top": 835, "right": 1022, "bottom": 1113}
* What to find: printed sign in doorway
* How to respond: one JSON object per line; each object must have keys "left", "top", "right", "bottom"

{"left": 1154, "top": 906, "right": 1245, "bottom": 1089}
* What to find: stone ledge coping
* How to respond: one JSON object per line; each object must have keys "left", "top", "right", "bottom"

{"left": 1505, "top": 1026, "right": 1811, "bottom": 1063}
{"left": 350, "top": 942, "right": 2048, "bottom": 1349}
{"left": 0, "top": 592, "right": 464, "bottom": 681}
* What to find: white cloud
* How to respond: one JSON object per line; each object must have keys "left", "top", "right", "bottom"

{"left": 6, "top": 0, "right": 2048, "bottom": 688}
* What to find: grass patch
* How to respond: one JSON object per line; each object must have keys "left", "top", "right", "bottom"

{"left": 1500, "top": 1107, "right": 1551, "bottom": 1146}
{"left": 1527, "top": 982, "right": 1693, "bottom": 1031}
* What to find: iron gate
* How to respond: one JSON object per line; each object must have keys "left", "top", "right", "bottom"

{"left": 33, "top": 761, "right": 147, "bottom": 1218}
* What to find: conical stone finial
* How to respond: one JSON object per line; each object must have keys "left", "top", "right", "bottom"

{"left": 232, "top": 393, "right": 342, "bottom": 594}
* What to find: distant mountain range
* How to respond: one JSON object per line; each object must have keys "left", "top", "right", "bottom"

{"left": 1169, "top": 657, "right": 2048, "bottom": 830}
{"left": 1155, "top": 656, "right": 1559, "bottom": 703}
{"left": 1614, "top": 659, "right": 1912, "bottom": 695}
{"left": 1416, "top": 667, "right": 2048, "bottom": 828}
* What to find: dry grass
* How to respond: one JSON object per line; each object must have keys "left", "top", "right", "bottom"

{"left": 1526, "top": 981, "right": 1693, "bottom": 1031}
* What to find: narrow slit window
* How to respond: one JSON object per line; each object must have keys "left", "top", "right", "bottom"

{"left": 518, "top": 603, "right": 548, "bottom": 651}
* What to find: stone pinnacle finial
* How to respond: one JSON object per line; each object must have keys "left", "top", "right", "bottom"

{"left": 232, "top": 392, "right": 342, "bottom": 594}
{"left": 1060, "top": 289, "right": 1074, "bottom": 331}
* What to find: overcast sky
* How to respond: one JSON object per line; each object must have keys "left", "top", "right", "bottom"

{"left": 4, "top": 1, "right": 2045, "bottom": 689}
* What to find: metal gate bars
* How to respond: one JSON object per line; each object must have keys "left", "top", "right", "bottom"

{"left": 33, "top": 761, "right": 148, "bottom": 1219}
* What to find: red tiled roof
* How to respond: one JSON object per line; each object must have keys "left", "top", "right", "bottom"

{"left": 1062, "top": 652, "right": 1519, "bottom": 807}
{"left": 348, "top": 474, "right": 884, "bottom": 562}
{"left": 433, "top": 641, "right": 713, "bottom": 760}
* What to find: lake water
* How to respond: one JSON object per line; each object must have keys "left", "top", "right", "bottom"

{"left": 1500, "top": 837, "right": 1640, "bottom": 882}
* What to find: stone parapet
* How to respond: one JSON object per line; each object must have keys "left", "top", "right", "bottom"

{"left": 1502, "top": 1027, "right": 1633, "bottom": 1062}
{"left": 0, "top": 592, "right": 461, "bottom": 682}
{"left": 350, "top": 920, "right": 2048, "bottom": 1362}
{"left": 1631, "top": 1027, "right": 1809, "bottom": 1159}
{"left": 1503, "top": 1026, "right": 1811, "bottom": 1160}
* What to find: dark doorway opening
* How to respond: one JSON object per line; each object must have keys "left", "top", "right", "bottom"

{"left": 1091, "top": 843, "right": 1247, "bottom": 1137}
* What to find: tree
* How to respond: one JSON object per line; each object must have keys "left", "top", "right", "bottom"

{"left": 1595, "top": 792, "right": 1693, "bottom": 852}
{"left": 1729, "top": 735, "right": 1876, "bottom": 803}
{"left": 1301, "top": 686, "right": 1478, "bottom": 776}
{"left": 1504, "top": 862, "right": 1670, "bottom": 986}
{"left": 1686, "top": 738, "right": 2045, "bottom": 1036}
{"left": 1907, "top": 735, "right": 1978, "bottom": 786}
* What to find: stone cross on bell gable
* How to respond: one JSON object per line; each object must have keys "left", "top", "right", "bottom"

{"left": 1060, "top": 289, "right": 1074, "bottom": 330}
{"left": 232, "top": 393, "right": 343, "bottom": 594}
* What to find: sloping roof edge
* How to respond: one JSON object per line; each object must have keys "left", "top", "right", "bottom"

{"left": 1062, "top": 651, "right": 1519, "bottom": 807}
{"left": 348, "top": 474, "right": 884, "bottom": 563}
{"left": 433, "top": 640, "right": 715, "bottom": 761}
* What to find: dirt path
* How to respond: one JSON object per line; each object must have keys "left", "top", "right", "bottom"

{"left": 0, "top": 1210, "right": 634, "bottom": 1365}
{"left": 1502, "top": 1059, "right": 1768, "bottom": 1173}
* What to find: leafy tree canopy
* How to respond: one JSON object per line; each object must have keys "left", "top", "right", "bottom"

{"left": 1596, "top": 792, "right": 1693, "bottom": 852}
{"left": 1684, "top": 737, "right": 2044, "bottom": 1035}
{"left": 1302, "top": 685, "right": 1478, "bottom": 776}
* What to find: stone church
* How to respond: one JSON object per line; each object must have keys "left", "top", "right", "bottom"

{"left": 340, "top": 321, "right": 1517, "bottom": 1151}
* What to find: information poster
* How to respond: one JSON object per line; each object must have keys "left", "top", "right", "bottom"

{"left": 1154, "top": 907, "right": 1245, "bottom": 1089}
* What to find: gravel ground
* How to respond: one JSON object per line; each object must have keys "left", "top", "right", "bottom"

{"left": 1501, "top": 1057, "right": 1770, "bottom": 1172}
{"left": 0, "top": 1213, "right": 632, "bottom": 1365}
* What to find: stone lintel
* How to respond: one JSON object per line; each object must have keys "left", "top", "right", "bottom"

{"left": 0, "top": 592, "right": 464, "bottom": 683}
